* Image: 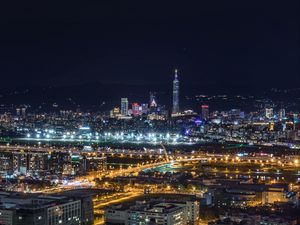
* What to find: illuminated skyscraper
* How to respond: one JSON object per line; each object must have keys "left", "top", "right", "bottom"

{"left": 279, "top": 108, "right": 286, "bottom": 120}
{"left": 265, "top": 108, "right": 273, "bottom": 119}
{"left": 201, "top": 105, "right": 209, "bottom": 120}
{"left": 149, "top": 92, "right": 157, "bottom": 108}
{"left": 172, "top": 69, "right": 179, "bottom": 114}
{"left": 131, "top": 102, "right": 143, "bottom": 117}
{"left": 121, "top": 98, "right": 129, "bottom": 116}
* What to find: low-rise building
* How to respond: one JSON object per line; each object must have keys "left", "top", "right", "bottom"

{"left": 0, "top": 191, "right": 87, "bottom": 225}
{"left": 105, "top": 196, "right": 200, "bottom": 225}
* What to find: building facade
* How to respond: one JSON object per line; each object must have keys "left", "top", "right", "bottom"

{"left": 105, "top": 198, "right": 199, "bottom": 225}
{"left": 0, "top": 192, "right": 85, "bottom": 225}
{"left": 121, "top": 98, "right": 129, "bottom": 116}
{"left": 172, "top": 69, "right": 180, "bottom": 114}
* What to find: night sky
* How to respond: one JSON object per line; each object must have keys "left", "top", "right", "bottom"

{"left": 0, "top": 1, "right": 299, "bottom": 89}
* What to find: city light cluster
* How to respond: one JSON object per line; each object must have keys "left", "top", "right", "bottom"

{"left": 25, "top": 128, "right": 199, "bottom": 145}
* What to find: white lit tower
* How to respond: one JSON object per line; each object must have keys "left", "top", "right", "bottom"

{"left": 172, "top": 69, "right": 180, "bottom": 114}
{"left": 149, "top": 92, "right": 157, "bottom": 108}
{"left": 121, "top": 98, "right": 129, "bottom": 116}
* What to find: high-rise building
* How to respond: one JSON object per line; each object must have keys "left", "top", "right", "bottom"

{"left": 279, "top": 108, "right": 286, "bottom": 120}
{"left": 265, "top": 108, "right": 274, "bottom": 119}
{"left": 201, "top": 105, "right": 209, "bottom": 120}
{"left": 121, "top": 98, "right": 129, "bottom": 116}
{"left": 149, "top": 92, "right": 157, "bottom": 108}
{"left": 172, "top": 69, "right": 179, "bottom": 114}
{"left": 293, "top": 113, "right": 299, "bottom": 130}
{"left": 131, "top": 103, "right": 142, "bottom": 117}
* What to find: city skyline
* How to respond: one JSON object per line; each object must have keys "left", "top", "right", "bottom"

{"left": 0, "top": 2, "right": 299, "bottom": 225}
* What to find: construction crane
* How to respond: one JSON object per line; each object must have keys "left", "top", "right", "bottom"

{"left": 160, "top": 142, "right": 170, "bottom": 162}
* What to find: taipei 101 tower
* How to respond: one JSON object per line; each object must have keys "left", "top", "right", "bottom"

{"left": 172, "top": 69, "right": 180, "bottom": 114}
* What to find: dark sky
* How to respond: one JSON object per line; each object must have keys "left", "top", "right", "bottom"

{"left": 0, "top": 1, "right": 299, "bottom": 88}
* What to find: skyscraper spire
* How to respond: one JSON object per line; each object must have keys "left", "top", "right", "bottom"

{"left": 172, "top": 69, "right": 180, "bottom": 114}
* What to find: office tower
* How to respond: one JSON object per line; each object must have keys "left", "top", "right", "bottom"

{"left": 293, "top": 113, "right": 299, "bottom": 130}
{"left": 149, "top": 92, "right": 157, "bottom": 108}
{"left": 265, "top": 108, "right": 274, "bottom": 119}
{"left": 131, "top": 102, "right": 142, "bottom": 117}
{"left": 172, "top": 69, "right": 179, "bottom": 114}
{"left": 201, "top": 105, "right": 209, "bottom": 120}
{"left": 279, "top": 108, "right": 286, "bottom": 120}
{"left": 121, "top": 98, "right": 129, "bottom": 116}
